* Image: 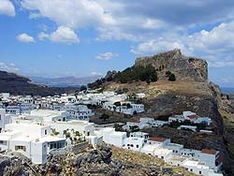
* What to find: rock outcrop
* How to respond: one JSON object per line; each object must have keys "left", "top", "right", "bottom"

{"left": 0, "top": 144, "right": 194, "bottom": 176}
{"left": 135, "top": 49, "right": 208, "bottom": 81}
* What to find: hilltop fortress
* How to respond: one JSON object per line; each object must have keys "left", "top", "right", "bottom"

{"left": 135, "top": 49, "right": 208, "bottom": 81}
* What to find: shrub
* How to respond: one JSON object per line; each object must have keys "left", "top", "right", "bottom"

{"left": 168, "top": 73, "right": 176, "bottom": 81}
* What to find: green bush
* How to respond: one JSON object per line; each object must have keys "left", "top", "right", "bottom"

{"left": 168, "top": 73, "right": 176, "bottom": 81}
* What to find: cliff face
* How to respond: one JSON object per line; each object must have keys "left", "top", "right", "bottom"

{"left": 135, "top": 49, "right": 208, "bottom": 81}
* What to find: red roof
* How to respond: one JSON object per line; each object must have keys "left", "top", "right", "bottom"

{"left": 201, "top": 149, "right": 217, "bottom": 155}
{"left": 149, "top": 137, "right": 166, "bottom": 142}
{"left": 130, "top": 119, "right": 140, "bottom": 123}
{"left": 187, "top": 114, "right": 199, "bottom": 119}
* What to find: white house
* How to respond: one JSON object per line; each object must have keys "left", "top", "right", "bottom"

{"left": 50, "top": 120, "right": 95, "bottom": 138}
{"left": 0, "top": 123, "right": 66, "bottom": 164}
{"left": 63, "top": 104, "right": 94, "bottom": 121}
{"left": 129, "top": 131, "right": 149, "bottom": 142}
{"left": 94, "top": 127, "right": 127, "bottom": 147}
{"left": 164, "top": 142, "right": 184, "bottom": 155}
{"left": 115, "top": 102, "right": 144, "bottom": 115}
{"left": 198, "top": 149, "right": 223, "bottom": 172}
{"left": 151, "top": 120, "right": 169, "bottom": 127}
{"left": 0, "top": 108, "right": 11, "bottom": 132}
{"left": 177, "top": 125, "right": 197, "bottom": 132}
{"left": 147, "top": 137, "right": 170, "bottom": 147}
{"left": 169, "top": 111, "right": 212, "bottom": 126}
{"left": 6, "top": 104, "right": 20, "bottom": 115}
{"left": 123, "top": 117, "right": 168, "bottom": 131}
{"left": 181, "top": 158, "right": 223, "bottom": 176}
{"left": 141, "top": 144, "right": 160, "bottom": 155}
{"left": 153, "top": 147, "right": 173, "bottom": 161}
{"left": 124, "top": 137, "right": 145, "bottom": 152}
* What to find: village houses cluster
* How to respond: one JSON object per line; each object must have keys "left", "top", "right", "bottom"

{"left": 0, "top": 92, "right": 222, "bottom": 176}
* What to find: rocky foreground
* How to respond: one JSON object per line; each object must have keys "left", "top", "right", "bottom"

{"left": 0, "top": 143, "right": 195, "bottom": 176}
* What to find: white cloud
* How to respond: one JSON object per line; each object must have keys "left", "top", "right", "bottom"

{"left": 50, "top": 26, "right": 79, "bottom": 44}
{"left": 20, "top": 0, "right": 234, "bottom": 69}
{"left": 96, "top": 52, "right": 118, "bottom": 60}
{"left": 0, "top": 0, "right": 15, "bottom": 16}
{"left": 16, "top": 33, "right": 35, "bottom": 43}
{"left": 189, "top": 23, "right": 234, "bottom": 53}
{"left": 130, "top": 36, "right": 191, "bottom": 56}
{"left": 131, "top": 21, "right": 234, "bottom": 68}
{"left": 38, "top": 26, "right": 79, "bottom": 44}
{"left": 37, "top": 32, "right": 49, "bottom": 41}
{"left": 21, "top": 0, "right": 116, "bottom": 28}
{"left": 0, "top": 62, "right": 19, "bottom": 72}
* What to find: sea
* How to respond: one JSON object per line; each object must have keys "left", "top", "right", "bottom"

{"left": 220, "top": 87, "right": 234, "bottom": 94}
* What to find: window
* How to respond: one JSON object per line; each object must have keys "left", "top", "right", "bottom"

{"left": 0, "top": 140, "right": 6, "bottom": 145}
{"left": 136, "top": 145, "right": 139, "bottom": 148}
{"left": 161, "top": 156, "right": 164, "bottom": 159}
{"left": 15, "top": 145, "right": 26, "bottom": 151}
{"left": 190, "top": 169, "right": 193, "bottom": 172}
{"left": 45, "top": 129, "right": 47, "bottom": 135}
{"left": 199, "top": 171, "right": 202, "bottom": 175}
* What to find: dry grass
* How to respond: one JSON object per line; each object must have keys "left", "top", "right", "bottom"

{"left": 111, "top": 146, "right": 196, "bottom": 176}
{"left": 106, "top": 80, "right": 212, "bottom": 98}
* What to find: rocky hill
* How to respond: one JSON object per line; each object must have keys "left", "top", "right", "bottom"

{"left": 135, "top": 49, "right": 208, "bottom": 81}
{"left": 0, "top": 70, "right": 79, "bottom": 96}
{"left": 89, "top": 49, "right": 234, "bottom": 175}
{"left": 0, "top": 143, "right": 195, "bottom": 176}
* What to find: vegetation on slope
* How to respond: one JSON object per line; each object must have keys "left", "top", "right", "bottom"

{"left": 113, "top": 65, "right": 158, "bottom": 83}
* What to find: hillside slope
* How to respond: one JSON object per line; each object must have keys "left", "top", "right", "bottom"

{"left": 0, "top": 70, "right": 79, "bottom": 96}
{"left": 91, "top": 49, "right": 234, "bottom": 175}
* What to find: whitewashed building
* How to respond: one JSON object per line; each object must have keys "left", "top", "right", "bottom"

{"left": 63, "top": 104, "right": 94, "bottom": 121}
{"left": 0, "top": 123, "right": 66, "bottom": 164}
{"left": 123, "top": 117, "right": 168, "bottom": 131}
{"left": 0, "top": 108, "right": 11, "bottom": 132}
{"left": 94, "top": 127, "right": 127, "bottom": 147}
{"left": 169, "top": 111, "right": 212, "bottom": 126}
{"left": 124, "top": 137, "right": 145, "bottom": 152}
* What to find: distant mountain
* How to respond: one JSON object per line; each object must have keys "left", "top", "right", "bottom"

{"left": 0, "top": 70, "right": 79, "bottom": 96}
{"left": 29, "top": 75, "right": 101, "bottom": 87}
{"left": 221, "top": 87, "right": 234, "bottom": 94}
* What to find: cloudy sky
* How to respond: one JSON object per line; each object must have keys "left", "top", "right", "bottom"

{"left": 0, "top": 0, "right": 234, "bottom": 87}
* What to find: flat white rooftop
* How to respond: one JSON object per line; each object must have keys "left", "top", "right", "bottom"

{"left": 154, "top": 148, "right": 172, "bottom": 155}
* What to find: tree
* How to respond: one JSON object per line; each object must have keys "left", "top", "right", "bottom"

{"left": 129, "top": 125, "right": 139, "bottom": 132}
{"left": 168, "top": 73, "right": 176, "bottom": 81}
{"left": 165, "top": 71, "right": 171, "bottom": 77}
{"left": 80, "top": 85, "right": 87, "bottom": 91}
{"left": 114, "top": 102, "right": 121, "bottom": 106}
{"left": 100, "top": 113, "right": 110, "bottom": 121}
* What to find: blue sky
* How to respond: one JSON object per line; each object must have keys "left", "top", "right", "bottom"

{"left": 0, "top": 0, "right": 234, "bottom": 87}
